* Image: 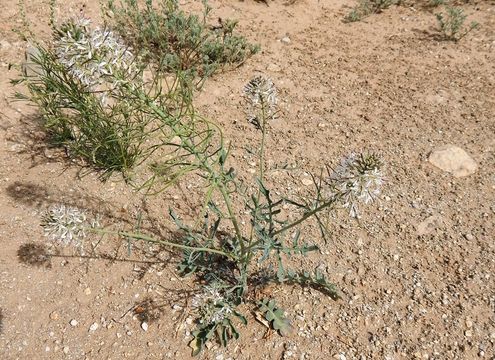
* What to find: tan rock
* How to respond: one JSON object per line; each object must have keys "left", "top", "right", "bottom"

{"left": 428, "top": 145, "right": 477, "bottom": 177}
{"left": 22, "top": 44, "right": 45, "bottom": 78}
{"left": 266, "top": 63, "right": 282, "bottom": 72}
{"left": 301, "top": 177, "right": 313, "bottom": 186}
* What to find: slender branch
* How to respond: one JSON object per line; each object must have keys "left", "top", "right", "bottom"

{"left": 91, "top": 228, "right": 237, "bottom": 260}
{"left": 272, "top": 196, "right": 339, "bottom": 237}
{"left": 218, "top": 184, "right": 245, "bottom": 254}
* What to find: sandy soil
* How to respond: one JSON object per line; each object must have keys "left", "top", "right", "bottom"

{"left": 1, "top": 0, "right": 494, "bottom": 359}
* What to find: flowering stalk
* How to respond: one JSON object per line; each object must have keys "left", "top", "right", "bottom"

{"left": 41, "top": 205, "right": 99, "bottom": 246}
{"left": 53, "top": 17, "right": 140, "bottom": 93}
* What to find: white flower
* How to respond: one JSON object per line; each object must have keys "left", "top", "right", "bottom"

{"left": 41, "top": 204, "right": 99, "bottom": 246}
{"left": 192, "top": 286, "right": 233, "bottom": 325}
{"left": 53, "top": 18, "right": 139, "bottom": 91}
{"left": 329, "top": 153, "right": 384, "bottom": 218}
{"left": 243, "top": 75, "right": 277, "bottom": 128}
{"left": 244, "top": 76, "right": 277, "bottom": 107}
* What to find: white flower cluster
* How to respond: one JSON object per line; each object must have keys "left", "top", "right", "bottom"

{"left": 243, "top": 75, "right": 277, "bottom": 129}
{"left": 41, "top": 204, "right": 99, "bottom": 246}
{"left": 54, "top": 18, "right": 138, "bottom": 90}
{"left": 330, "top": 153, "right": 384, "bottom": 218}
{"left": 192, "top": 286, "right": 233, "bottom": 325}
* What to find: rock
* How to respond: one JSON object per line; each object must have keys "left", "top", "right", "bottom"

{"left": 49, "top": 311, "right": 60, "bottom": 321}
{"left": 428, "top": 145, "right": 477, "bottom": 177}
{"left": 89, "top": 322, "right": 99, "bottom": 332}
{"left": 281, "top": 36, "right": 291, "bottom": 44}
{"left": 84, "top": 288, "right": 92, "bottom": 295}
{"left": 464, "top": 233, "right": 474, "bottom": 241}
{"left": 141, "top": 322, "right": 149, "bottom": 331}
{"left": 266, "top": 63, "right": 282, "bottom": 72}
{"left": 69, "top": 319, "right": 78, "bottom": 327}
{"left": 301, "top": 178, "right": 313, "bottom": 186}
{"left": 22, "top": 44, "right": 45, "bottom": 78}
{"left": 63, "top": 346, "right": 69, "bottom": 354}
{"left": 416, "top": 215, "right": 445, "bottom": 236}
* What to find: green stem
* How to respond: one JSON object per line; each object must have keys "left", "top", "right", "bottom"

{"left": 272, "top": 197, "right": 339, "bottom": 237}
{"left": 136, "top": 90, "right": 245, "bottom": 259}
{"left": 92, "top": 228, "right": 237, "bottom": 260}
{"left": 258, "top": 99, "right": 267, "bottom": 184}
{"left": 218, "top": 184, "right": 245, "bottom": 254}
{"left": 248, "top": 99, "right": 268, "bottom": 244}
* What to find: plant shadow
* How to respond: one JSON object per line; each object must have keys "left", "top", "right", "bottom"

{"left": 17, "top": 243, "right": 57, "bottom": 268}
{"left": 5, "top": 180, "right": 131, "bottom": 225}
{"left": 6, "top": 113, "right": 67, "bottom": 168}
{"left": 411, "top": 28, "right": 451, "bottom": 42}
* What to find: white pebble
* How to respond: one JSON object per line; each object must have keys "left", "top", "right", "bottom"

{"left": 141, "top": 322, "right": 149, "bottom": 331}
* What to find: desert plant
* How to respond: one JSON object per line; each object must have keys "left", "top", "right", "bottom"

{"left": 111, "top": 76, "right": 383, "bottom": 354}
{"left": 344, "top": 0, "right": 397, "bottom": 22}
{"left": 436, "top": 6, "right": 479, "bottom": 41}
{"left": 104, "top": 0, "right": 259, "bottom": 86}
{"left": 14, "top": 18, "right": 147, "bottom": 178}
{"left": 13, "top": 17, "right": 202, "bottom": 180}
{"left": 18, "top": 11, "right": 385, "bottom": 357}
{"left": 429, "top": 0, "right": 446, "bottom": 6}
{"left": 38, "top": 74, "right": 384, "bottom": 355}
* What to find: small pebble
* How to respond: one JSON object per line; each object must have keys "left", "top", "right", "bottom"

{"left": 464, "top": 233, "right": 474, "bottom": 241}
{"left": 69, "top": 319, "right": 78, "bottom": 327}
{"left": 141, "top": 322, "right": 149, "bottom": 331}
{"left": 301, "top": 178, "right": 313, "bottom": 186}
{"left": 89, "top": 322, "right": 99, "bottom": 332}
